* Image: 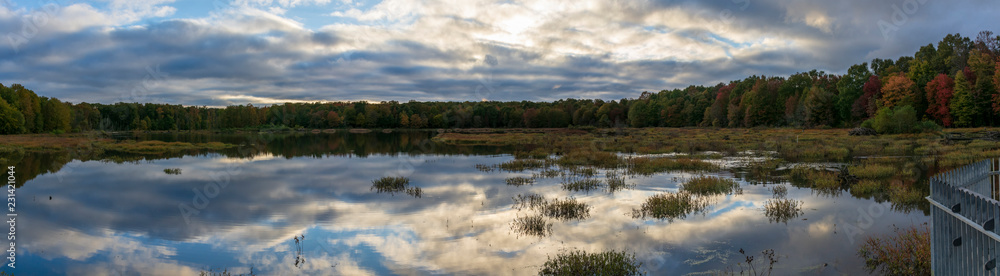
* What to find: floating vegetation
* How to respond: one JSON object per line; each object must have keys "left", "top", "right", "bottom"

{"left": 764, "top": 198, "right": 803, "bottom": 223}
{"left": 163, "top": 168, "right": 182, "bottom": 175}
{"left": 857, "top": 224, "right": 930, "bottom": 275}
{"left": 681, "top": 175, "right": 742, "bottom": 196}
{"left": 533, "top": 168, "right": 562, "bottom": 178}
{"left": 850, "top": 180, "right": 886, "bottom": 198}
{"left": 628, "top": 157, "right": 718, "bottom": 175}
{"left": 371, "top": 176, "right": 421, "bottom": 198}
{"left": 562, "top": 178, "right": 603, "bottom": 192}
{"left": 538, "top": 250, "right": 643, "bottom": 276}
{"left": 566, "top": 166, "right": 597, "bottom": 177}
{"left": 511, "top": 215, "right": 551, "bottom": 237}
{"left": 771, "top": 185, "right": 788, "bottom": 198}
{"left": 849, "top": 162, "right": 896, "bottom": 179}
{"left": 475, "top": 164, "right": 494, "bottom": 172}
{"left": 605, "top": 170, "right": 635, "bottom": 193}
{"left": 556, "top": 150, "right": 622, "bottom": 168}
{"left": 540, "top": 198, "right": 590, "bottom": 220}
{"left": 631, "top": 191, "right": 710, "bottom": 221}
{"left": 512, "top": 194, "right": 547, "bottom": 211}
{"left": 505, "top": 176, "right": 535, "bottom": 187}
{"left": 405, "top": 187, "right": 423, "bottom": 198}
{"left": 497, "top": 159, "right": 546, "bottom": 172}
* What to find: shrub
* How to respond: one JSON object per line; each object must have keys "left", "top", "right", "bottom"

{"left": 858, "top": 225, "right": 930, "bottom": 276}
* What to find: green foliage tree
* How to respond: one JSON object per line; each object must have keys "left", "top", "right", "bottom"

{"left": 837, "top": 63, "right": 872, "bottom": 124}
{"left": 0, "top": 99, "right": 25, "bottom": 134}
{"left": 950, "top": 72, "right": 978, "bottom": 127}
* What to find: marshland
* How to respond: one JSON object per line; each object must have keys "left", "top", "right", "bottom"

{"left": 5, "top": 127, "right": 995, "bottom": 274}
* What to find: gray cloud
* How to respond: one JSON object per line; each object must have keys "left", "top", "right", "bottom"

{"left": 0, "top": 0, "right": 997, "bottom": 105}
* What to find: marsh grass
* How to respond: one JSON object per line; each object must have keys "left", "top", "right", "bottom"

{"left": 857, "top": 224, "right": 930, "bottom": 276}
{"left": 627, "top": 157, "right": 718, "bottom": 176}
{"left": 475, "top": 164, "right": 494, "bottom": 172}
{"left": 163, "top": 168, "right": 182, "bottom": 175}
{"left": 764, "top": 198, "right": 803, "bottom": 223}
{"left": 889, "top": 181, "right": 927, "bottom": 212}
{"left": 556, "top": 150, "right": 622, "bottom": 168}
{"left": 505, "top": 176, "right": 535, "bottom": 187}
{"left": 605, "top": 170, "right": 635, "bottom": 193}
{"left": 512, "top": 194, "right": 547, "bottom": 211}
{"left": 511, "top": 215, "right": 551, "bottom": 237}
{"left": 562, "top": 178, "right": 603, "bottom": 192}
{"left": 632, "top": 191, "right": 709, "bottom": 221}
{"left": 534, "top": 168, "right": 562, "bottom": 178}
{"left": 851, "top": 180, "right": 886, "bottom": 198}
{"left": 538, "top": 250, "right": 643, "bottom": 276}
{"left": 371, "top": 176, "right": 421, "bottom": 198}
{"left": 849, "top": 162, "right": 896, "bottom": 179}
{"left": 771, "top": 185, "right": 788, "bottom": 198}
{"left": 681, "top": 175, "right": 742, "bottom": 196}
{"left": 497, "top": 159, "right": 546, "bottom": 172}
{"left": 540, "top": 198, "right": 590, "bottom": 220}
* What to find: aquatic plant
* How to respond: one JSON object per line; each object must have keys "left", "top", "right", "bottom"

{"left": 763, "top": 198, "right": 803, "bottom": 224}
{"left": 163, "top": 168, "right": 182, "bottom": 175}
{"left": 511, "top": 215, "right": 551, "bottom": 237}
{"left": 538, "top": 250, "right": 643, "bottom": 276}
{"left": 605, "top": 170, "right": 635, "bottom": 193}
{"left": 771, "top": 185, "right": 788, "bottom": 198}
{"left": 631, "top": 191, "right": 709, "bottom": 221}
{"left": 540, "top": 198, "right": 590, "bottom": 220}
{"left": 681, "top": 175, "right": 742, "bottom": 196}
{"left": 512, "top": 194, "right": 547, "bottom": 211}
{"left": 627, "top": 157, "right": 718, "bottom": 175}
{"left": 562, "top": 178, "right": 603, "bottom": 192}
{"left": 849, "top": 162, "right": 896, "bottom": 179}
{"left": 505, "top": 176, "right": 535, "bottom": 187}
{"left": 850, "top": 180, "right": 886, "bottom": 198}
{"left": 497, "top": 159, "right": 546, "bottom": 172}
{"left": 371, "top": 176, "right": 421, "bottom": 198}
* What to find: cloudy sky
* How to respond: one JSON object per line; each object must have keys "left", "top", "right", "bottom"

{"left": 0, "top": 0, "right": 997, "bottom": 107}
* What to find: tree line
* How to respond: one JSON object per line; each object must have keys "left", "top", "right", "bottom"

{"left": 1, "top": 31, "right": 999, "bottom": 135}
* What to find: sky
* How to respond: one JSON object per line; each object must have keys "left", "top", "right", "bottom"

{"left": 0, "top": 0, "right": 997, "bottom": 107}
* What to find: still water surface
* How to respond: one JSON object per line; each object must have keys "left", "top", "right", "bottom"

{"left": 8, "top": 131, "right": 926, "bottom": 275}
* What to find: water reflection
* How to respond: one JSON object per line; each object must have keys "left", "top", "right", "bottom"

{"left": 8, "top": 132, "right": 929, "bottom": 275}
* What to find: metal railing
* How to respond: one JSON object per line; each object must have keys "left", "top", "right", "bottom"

{"left": 929, "top": 158, "right": 1000, "bottom": 274}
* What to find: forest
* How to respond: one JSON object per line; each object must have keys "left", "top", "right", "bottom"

{"left": 1, "top": 31, "right": 999, "bottom": 135}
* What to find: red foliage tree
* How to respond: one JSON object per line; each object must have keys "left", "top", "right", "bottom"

{"left": 852, "top": 75, "right": 881, "bottom": 118}
{"left": 925, "top": 74, "right": 955, "bottom": 127}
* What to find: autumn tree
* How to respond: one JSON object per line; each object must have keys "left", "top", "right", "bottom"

{"left": 836, "top": 63, "right": 872, "bottom": 124}
{"left": 879, "top": 73, "right": 916, "bottom": 110}
{"left": 925, "top": 74, "right": 955, "bottom": 127}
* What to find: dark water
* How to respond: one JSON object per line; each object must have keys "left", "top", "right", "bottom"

{"left": 4, "top": 131, "right": 927, "bottom": 275}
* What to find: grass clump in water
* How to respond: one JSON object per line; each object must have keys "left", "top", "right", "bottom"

{"left": 681, "top": 175, "right": 742, "bottom": 196}
{"left": 631, "top": 191, "right": 709, "bottom": 221}
{"left": 371, "top": 176, "right": 421, "bottom": 198}
{"left": 605, "top": 170, "right": 635, "bottom": 193}
{"left": 851, "top": 180, "right": 886, "bottom": 197}
{"left": 506, "top": 176, "right": 535, "bottom": 187}
{"left": 771, "top": 185, "right": 788, "bottom": 198}
{"left": 512, "top": 194, "right": 547, "bottom": 211}
{"left": 538, "top": 250, "right": 643, "bottom": 276}
{"left": 562, "top": 178, "right": 603, "bottom": 192}
{"left": 540, "top": 198, "right": 590, "bottom": 220}
{"left": 163, "top": 168, "right": 182, "bottom": 175}
{"left": 497, "top": 159, "right": 546, "bottom": 172}
{"left": 628, "top": 157, "right": 718, "bottom": 175}
{"left": 763, "top": 198, "right": 803, "bottom": 224}
{"left": 849, "top": 162, "right": 896, "bottom": 179}
{"left": 556, "top": 150, "right": 622, "bottom": 168}
{"left": 511, "top": 215, "right": 551, "bottom": 237}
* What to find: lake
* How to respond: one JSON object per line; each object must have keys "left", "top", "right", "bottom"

{"left": 8, "top": 131, "right": 927, "bottom": 275}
